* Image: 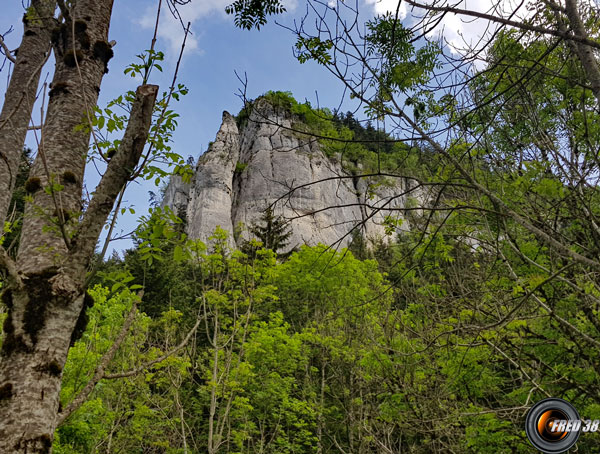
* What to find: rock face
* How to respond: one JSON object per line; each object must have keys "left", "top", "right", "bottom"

{"left": 162, "top": 98, "right": 419, "bottom": 251}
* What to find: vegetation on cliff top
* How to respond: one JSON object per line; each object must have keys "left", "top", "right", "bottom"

{"left": 236, "top": 90, "right": 427, "bottom": 175}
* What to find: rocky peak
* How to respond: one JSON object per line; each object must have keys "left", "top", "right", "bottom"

{"left": 163, "top": 95, "right": 418, "bottom": 251}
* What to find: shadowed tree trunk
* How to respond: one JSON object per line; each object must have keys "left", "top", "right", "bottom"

{"left": 0, "top": 0, "right": 158, "bottom": 451}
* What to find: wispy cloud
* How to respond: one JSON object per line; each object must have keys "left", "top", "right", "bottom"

{"left": 138, "top": 0, "right": 231, "bottom": 56}
{"left": 365, "top": 0, "right": 407, "bottom": 17}
{"left": 139, "top": 0, "right": 298, "bottom": 57}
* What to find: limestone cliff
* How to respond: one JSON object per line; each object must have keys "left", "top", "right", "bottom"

{"left": 162, "top": 97, "right": 419, "bottom": 251}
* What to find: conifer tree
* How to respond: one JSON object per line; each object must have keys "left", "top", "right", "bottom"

{"left": 243, "top": 205, "right": 294, "bottom": 259}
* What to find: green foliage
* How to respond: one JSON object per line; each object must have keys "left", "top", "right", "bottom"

{"left": 124, "top": 49, "right": 164, "bottom": 84}
{"left": 295, "top": 37, "right": 333, "bottom": 64}
{"left": 47, "top": 218, "right": 600, "bottom": 453}
{"left": 135, "top": 206, "right": 187, "bottom": 266}
{"left": 234, "top": 160, "right": 247, "bottom": 173}
{"left": 225, "top": 0, "right": 286, "bottom": 30}
{"left": 54, "top": 285, "right": 193, "bottom": 453}
{"left": 75, "top": 59, "right": 192, "bottom": 189}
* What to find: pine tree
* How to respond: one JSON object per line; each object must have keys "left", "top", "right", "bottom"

{"left": 243, "top": 205, "right": 294, "bottom": 259}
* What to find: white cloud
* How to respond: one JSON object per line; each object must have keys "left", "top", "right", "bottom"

{"left": 365, "top": 0, "right": 534, "bottom": 58}
{"left": 365, "top": 0, "right": 407, "bottom": 17}
{"left": 138, "top": 0, "right": 231, "bottom": 56}
{"left": 139, "top": 0, "right": 298, "bottom": 56}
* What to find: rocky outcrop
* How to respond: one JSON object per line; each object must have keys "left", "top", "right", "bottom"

{"left": 163, "top": 98, "right": 420, "bottom": 251}
{"left": 184, "top": 112, "right": 240, "bottom": 248}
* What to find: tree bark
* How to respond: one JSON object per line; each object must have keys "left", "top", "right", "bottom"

{"left": 0, "top": 82, "right": 157, "bottom": 452}
{"left": 17, "top": 0, "right": 114, "bottom": 275}
{"left": 0, "top": 1, "right": 161, "bottom": 450}
{"left": 0, "top": 0, "right": 56, "bottom": 226}
{"left": 563, "top": 0, "right": 600, "bottom": 105}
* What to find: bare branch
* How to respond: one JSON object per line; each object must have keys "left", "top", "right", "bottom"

{"left": 56, "top": 292, "right": 143, "bottom": 425}
{"left": 104, "top": 316, "right": 202, "bottom": 379}
{"left": 0, "top": 34, "right": 16, "bottom": 64}
{"left": 404, "top": 0, "right": 600, "bottom": 51}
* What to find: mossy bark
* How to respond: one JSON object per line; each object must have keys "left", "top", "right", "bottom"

{"left": 0, "top": 279, "right": 83, "bottom": 453}
{"left": 0, "top": 0, "right": 158, "bottom": 451}
{"left": 0, "top": 0, "right": 56, "bottom": 227}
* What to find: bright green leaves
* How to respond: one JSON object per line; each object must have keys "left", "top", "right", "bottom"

{"left": 464, "top": 408, "right": 520, "bottom": 453}
{"left": 382, "top": 214, "right": 403, "bottom": 235}
{"left": 363, "top": 13, "right": 441, "bottom": 125}
{"left": 76, "top": 47, "right": 191, "bottom": 194}
{"left": 365, "top": 14, "right": 413, "bottom": 60}
{"left": 295, "top": 37, "right": 333, "bottom": 64}
{"left": 55, "top": 285, "right": 191, "bottom": 453}
{"left": 141, "top": 83, "right": 193, "bottom": 186}
{"left": 221, "top": 313, "right": 318, "bottom": 453}
{"left": 124, "top": 49, "right": 165, "bottom": 84}
{"left": 135, "top": 206, "right": 186, "bottom": 266}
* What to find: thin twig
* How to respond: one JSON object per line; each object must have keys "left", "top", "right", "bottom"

{"left": 0, "top": 34, "right": 15, "bottom": 64}
{"left": 131, "top": 21, "right": 191, "bottom": 179}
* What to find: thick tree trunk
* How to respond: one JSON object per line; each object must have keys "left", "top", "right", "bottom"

{"left": 0, "top": 0, "right": 158, "bottom": 451}
{"left": 0, "top": 1, "right": 114, "bottom": 450}
{"left": 17, "top": 0, "right": 114, "bottom": 274}
{"left": 0, "top": 0, "right": 56, "bottom": 226}
{"left": 0, "top": 283, "right": 84, "bottom": 453}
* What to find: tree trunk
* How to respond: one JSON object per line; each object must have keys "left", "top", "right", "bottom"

{"left": 563, "top": 0, "right": 600, "bottom": 105}
{"left": 17, "top": 0, "right": 114, "bottom": 275}
{"left": 0, "top": 0, "right": 56, "bottom": 226}
{"left": 0, "top": 285, "right": 85, "bottom": 453}
{"left": 0, "top": 1, "right": 160, "bottom": 450}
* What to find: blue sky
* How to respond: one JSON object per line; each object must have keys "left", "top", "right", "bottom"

{"left": 1, "top": 0, "right": 353, "bottom": 255}
{"left": 0, "top": 0, "right": 508, "bottom": 256}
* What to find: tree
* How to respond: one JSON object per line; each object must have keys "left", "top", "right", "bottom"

{"left": 273, "top": 0, "right": 600, "bottom": 448}
{"left": 0, "top": 0, "right": 285, "bottom": 451}
{"left": 242, "top": 205, "right": 295, "bottom": 259}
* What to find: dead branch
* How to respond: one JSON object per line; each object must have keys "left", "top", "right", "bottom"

{"left": 70, "top": 84, "right": 158, "bottom": 268}
{"left": 0, "top": 34, "right": 15, "bottom": 64}
{"left": 104, "top": 316, "right": 202, "bottom": 380}
{"left": 56, "top": 292, "right": 143, "bottom": 425}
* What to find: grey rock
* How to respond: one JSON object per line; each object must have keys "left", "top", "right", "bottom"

{"left": 161, "top": 174, "right": 190, "bottom": 217}
{"left": 163, "top": 99, "right": 418, "bottom": 252}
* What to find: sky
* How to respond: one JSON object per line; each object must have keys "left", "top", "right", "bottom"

{"left": 0, "top": 0, "right": 525, "bottom": 256}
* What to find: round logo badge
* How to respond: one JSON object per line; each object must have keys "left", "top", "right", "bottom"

{"left": 525, "top": 398, "right": 580, "bottom": 453}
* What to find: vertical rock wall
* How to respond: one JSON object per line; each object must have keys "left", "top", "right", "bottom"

{"left": 163, "top": 98, "right": 417, "bottom": 251}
